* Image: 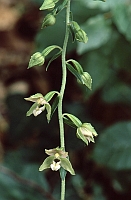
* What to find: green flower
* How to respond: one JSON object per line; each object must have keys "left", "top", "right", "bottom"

{"left": 25, "top": 93, "right": 51, "bottom": 121}
{"left": 77, "top": 123, "right": 98, "bottom": 145}
{"left": 39, "top": 147, "right": 75, "bottom": 175}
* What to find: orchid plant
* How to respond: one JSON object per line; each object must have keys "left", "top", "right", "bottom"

{"left": 25, "top": 0, "right": 105, "bottom": 199}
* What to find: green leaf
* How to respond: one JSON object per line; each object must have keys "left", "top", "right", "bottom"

{"left": 39, "top": 0, "right": 55, "bottom": 10}
{"left": 42, "top": 45, "right": 62, "bottom": 57}
{"left": 63, "top": 113, "right": 82, "bottom": 128}
{"left": 76, "top": 128, "right": 88, "bottom": 145}
{"left": 56, "top": 0, "right": 68, "bottom": 14}
{"left": 66, "top": 59, "right": 83, "bottom": 74}
{"left": 26, "top": 103, "right": 38, "bottom": 116}
{"left": 69, "top": 23, "right": 76, "bottom": 43}
{"left": 60, "top": 158, "right": 75, "bottom": 175}
{"left": 51, "top": 95, "right": 59, "bottom": 117}
{"left": 63, "top": 118, "right": 77, "bottom": 129}
{"left": 39, "top": 156, "right": 54, "bottom": 171}
{"left": 112, "top": 4, "right": 131, "bottom": 42}
{"left": 66, "top": 63, "right": 83, "bottom": 83}
{"left": 77, "top": 15, "right": 112, "bottom": 54}
{"left": 93, "top": 121, "right": 131, "bottom": 170}
{"left": 44, "top": 91, "right": 59, "bottom": 102}
{"left": 80, "top": 51, "right": 111, "bottom": 92}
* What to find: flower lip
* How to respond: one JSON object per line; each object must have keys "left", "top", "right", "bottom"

{"left": 50, "top": 160, "right": 61, "bottom": 171}
{"left": 33, "top": 106, "right": 45, "bottom": 116}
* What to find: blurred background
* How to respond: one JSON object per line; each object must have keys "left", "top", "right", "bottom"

{"left": 0, "top": 0, "right": 131, "bottom": 199}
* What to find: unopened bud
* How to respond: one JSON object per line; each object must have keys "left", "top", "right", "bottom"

{"left": 28, "top": 52, "right": 45, "bottom": 68}
{"left": 42, "top": 13, "right": 56, "bottom": 28}
{"left": 75, "top": 29, "right": 88, "bottom": 43}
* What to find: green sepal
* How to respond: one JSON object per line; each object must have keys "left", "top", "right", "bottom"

{"left": 59, "top": 167, "right": 67, "bottom": 180}
{"left": 45, "top": 103, "right": 51, "bottom": 123}
{"left": 26, "top": 102, "right": 38, "bottom": 116}
{"left": 39, "top": 0, "right": 55, "bottom": 10}
{"left": 75, "top": 29, "right": 88, "bottom": 43}
{"left": 39, "top": 156, "right": 55, "bottom": 171}
{"left": 63, "top": 113, "right": 82, "bottom": 128}
{"left": 42, "top": 45, "right": 62, "bottom": 57}
{"left": 41, "top": 13, "right": 56, "bottom": 28}
{"left": 44, "top": 91, "right": 59, "bottom": 102}
{"left": 28, "top": 52, "right": 45, "bottom": 69}
{"left": 46, "top": 49, "right": 62, "bottom": 71}
{"left": 81, "top": 72, "right": 92, "bottom": 90}
{"left": 25, "top": 93, "right": 43, "bottom": 102}
{"left": 82, "top": 123, "right": 98, "bottom": 137}
{"left": 76, "top": 127, "right": 89, "bottom": 145}
{"left": 66, "top": 63, "right": 83, "bottom": 84}
{"left": 60, "top": 158, "right": 75, "bottom": 175}
{"left": 66, "top": 59, "right": 83, "bottom": 74}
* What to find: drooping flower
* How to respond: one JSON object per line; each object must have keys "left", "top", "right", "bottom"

{"left": 77, "top": 123, "right": 98, "bottom": 145}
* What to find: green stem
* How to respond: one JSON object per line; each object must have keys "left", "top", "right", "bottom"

{"left": 57, "top": 1, "right": 70, "bottom": 200}
{"left": 58, "top": 0, "right": 70, "bottom": 150}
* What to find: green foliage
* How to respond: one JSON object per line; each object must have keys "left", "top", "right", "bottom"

{"left": 93, "top": 121, "right": 131, "bottom": 170}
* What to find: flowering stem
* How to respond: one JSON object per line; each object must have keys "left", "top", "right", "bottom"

{"left": 57, "top": 0, "right": 70, "bottom": 200}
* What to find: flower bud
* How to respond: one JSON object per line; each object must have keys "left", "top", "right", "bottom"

{"left": 42, "top": 13, "right": 56, "bottom": 28}
{"left": 75, "top": 29, "right": 88, "bottom": 43}
{"left": 28, "top": 52, "right": 45, "bottom": 68}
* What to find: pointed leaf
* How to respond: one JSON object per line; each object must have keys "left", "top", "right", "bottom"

{"left": 63, "top": 113, "right": 82, "bottom": 128}
{"left": 69, "top": 24, "right": 76, "bottom": 42}
{"left": 66, "top": 63, "right": 83, "bottom": 83}
{"left": 63, "top": 117, "right": 77, "bottom": 128}
{"left": 51, "top": 95, "right": 59, "bottom": 117}
{"left": 44, "top": 91, "right": 59, "bottom": 102}
{"left": 60, "top": 158, "right": 75, "bottom": 175}
{"left": 66, "top": 59, "right": 83, "bottom": 74}
{"left": 56, "top": 0, "right": 68, "bottom": 14}
{"left": 26, "top": 103, "right": 38, "bottom": 116}
{"left": 39, "top": 156, "right": 55, "bottom": 171}
{"left": 42, "top": 45, "right": 62, "bottom": 57}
